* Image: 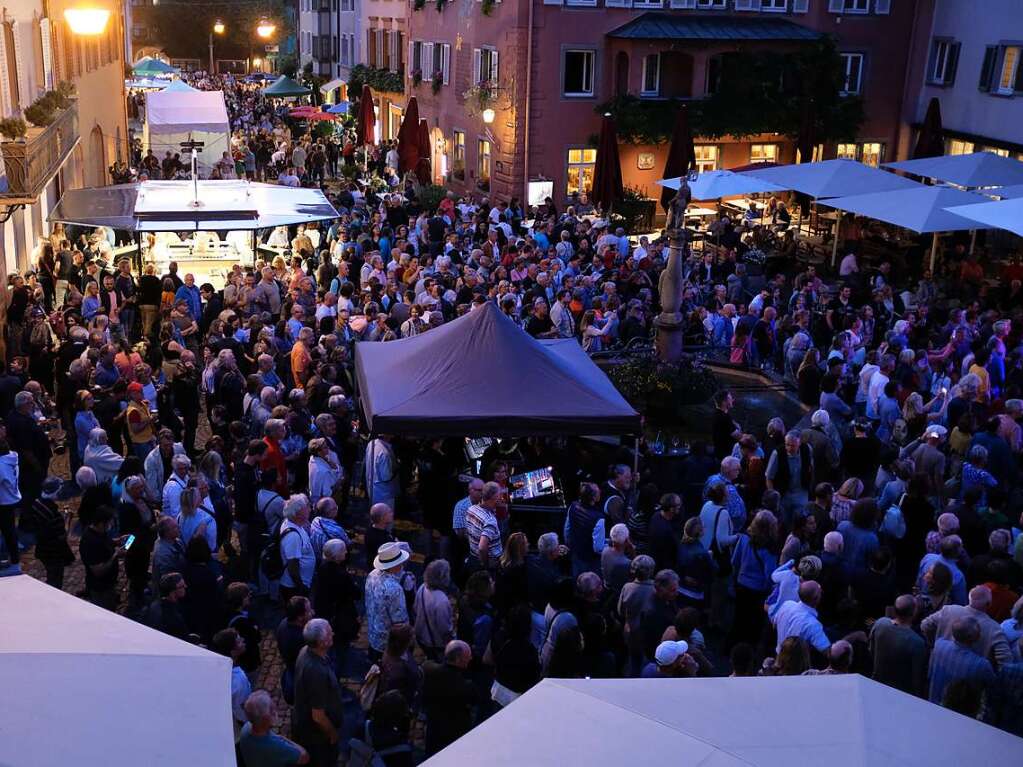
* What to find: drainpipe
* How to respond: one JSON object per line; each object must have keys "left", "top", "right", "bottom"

{"left": 522, "top": 0, "right": 534, "bottom": 207}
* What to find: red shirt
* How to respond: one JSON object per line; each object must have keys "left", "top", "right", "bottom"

{"left": 261, "top": 437, "right": 288, "bottom": 495}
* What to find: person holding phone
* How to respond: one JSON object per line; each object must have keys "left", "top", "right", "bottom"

{"left": 78, "top": 506, "right": 126, "bottom": 612}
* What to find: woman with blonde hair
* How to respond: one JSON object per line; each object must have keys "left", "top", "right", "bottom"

{"left": 82, "top": 280, "right": 101, "bottom": 321}
{"left": 830, "top": 478, "right": 864, "bottom": 526}
{"left": 176, "top": 485, "right": 217, "bottom": 554}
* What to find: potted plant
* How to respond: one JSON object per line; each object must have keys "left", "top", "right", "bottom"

{"left": 412, "top": 68, "right": 423, "bottom": 87}
{"left": 24, "top": 98, "right": 56, "bottom": 127}
{"left": 436, "top": 0, "right": 448, "bottom": 10}
{"left": 0, "top": 117, "right": 28, "bottom": 142}
{"left": 431, "top": 71, "right": 443, "bottom": 94}
{"left": 481, "top": 0, "right": 495, "bottom": 15}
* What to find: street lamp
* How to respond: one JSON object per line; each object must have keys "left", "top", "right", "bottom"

{"left": 209, "top": 21, "right": 224, "bottom": 74}
{"left": 482, "top": 108, "right": 495, "bottom": 124}
{"left": 64, "top": 6, "right": 111, "bottom": 35}
{"left": 256, "top": 19, "right": 276, "bottom": 38}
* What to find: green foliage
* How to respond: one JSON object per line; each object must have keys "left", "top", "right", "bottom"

{"left": 279, "top": 55, "right": 299, "bottom": 78}
{"left": 481, "top": 0, "right": 495, "bottom": 15}
{"left": 598, "top": 39, "right": 863, "bottom": 145}
{"left": 0, "top": 116, "right": 27, "bottom": 141}
{"left": 417, "top": 184, "right": 447, "bottom": 213}
{"left": 349, "top": 64, "right": 404, "bottom": 95}
{"left": 607, "top": 356, "right": 718, "bottom": 420}
{"left": 609, "top": 186, "right": 654, "bottom": 232}
{"left": 23, "top": 88, "right": 70, "bottom": 127}
{"left": 145, "top": 0, "right": 293, "bottom": 61}
{"left": 431, "top": 72, "right": 443, "bottom": 94}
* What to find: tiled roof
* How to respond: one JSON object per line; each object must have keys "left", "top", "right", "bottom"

{"left": 607, "top": 12, "right": 822, "bottom": 41}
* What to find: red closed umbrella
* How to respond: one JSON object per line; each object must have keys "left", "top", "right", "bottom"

{"left": 913, "top": 97, "right": 944, "bottom": 159}
{"left": 356, "top": 84, "right": 376, "bottom": 147}
{"left": 416, "top": 119, "right": 432, "bottom": 185}
{"left": 396, "top": 96, "right": 421, "bottom": 175}
{"left": 659, "top": 106, "right": 696, "bottom": 211}
{"left": 591, "top": 113, "right": 623, "bottom": 213}
{"left": 797, "top": 97, "right": 816, "bottom": 164}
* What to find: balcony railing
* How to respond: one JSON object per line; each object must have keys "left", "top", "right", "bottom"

{"left": 1, "top": 101, "right": 80, "bottom": 203}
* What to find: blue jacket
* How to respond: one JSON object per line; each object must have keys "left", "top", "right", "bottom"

{"left": 731, "top": 534, "right": 777, "bottom": 592}
{"left": 174, "top": 284, "right": 202, "bottom": 320}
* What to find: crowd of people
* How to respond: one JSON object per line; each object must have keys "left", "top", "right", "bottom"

{"left": 2, "top": 72, "right": 1023, "bottom": 766}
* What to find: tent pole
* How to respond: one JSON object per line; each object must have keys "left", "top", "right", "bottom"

{"left": 929, "top": 232, "right": 939, "bottom": 273}
{"left": 969, "top": 229, "right": 977, "bottom": 256}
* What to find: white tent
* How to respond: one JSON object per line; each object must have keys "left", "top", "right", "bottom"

{"left": 948, "top": 196, "right": 1023, "bottom": 238}
{"left": 885, "top": 151, "right": 1023, "bottom": 189}
{"left": 0, "top": 575, "right": 235, "bottom": 767}
{"left": 425, "top": 677, "right": 1023, "bottom": 767}
{"left": 741, "top": 158, "right": 920, "bottom": 198}
{"left": 658, "top": 170, "right": 784, "bottom": 201}
{"left": 144, "top": 89, "right": 230, "bottom": 175}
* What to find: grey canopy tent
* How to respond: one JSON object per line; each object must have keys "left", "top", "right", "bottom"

{"left": 354, "top": 302, "right": 640, "bottom": 436}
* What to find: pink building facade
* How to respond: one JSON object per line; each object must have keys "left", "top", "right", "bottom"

{"left": 407, "top": 0, "right": 920, "bottom": 206}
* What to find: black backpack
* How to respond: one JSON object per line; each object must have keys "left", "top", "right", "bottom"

{"left": 259, "top": 525, "right": 297, "bottom": 580}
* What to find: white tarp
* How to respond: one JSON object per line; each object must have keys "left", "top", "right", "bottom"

{"left": 659, "top": 170, "right": 784, "bottom": 200}
{"left": 144, "top": 90, "right": 231, "bottom": 174}
{"left": 741, "top": 158, "right": 920, "bottom": 198}
{"left": 0, "top": 575, "right": 235, "bottom": 767}
{"left": 820, "top": 185, "right": 992, "bottom": 233}
{"left": 425, "top": 677, "right": 1023, "bottom": 767}
{"left": 948, "top": 196, "right": 1023, "bottom": 238}
{"left": 885, "top": 151, "right": 1023, "bottom": 189}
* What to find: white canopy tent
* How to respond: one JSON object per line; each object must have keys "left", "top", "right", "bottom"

{"left": 948, "top": 196, "right": 1023, "bottom": 238}
{"left": 741, "top": 158, "right": 920, "bottom": 199}
{"left": 820, "top": 185, "right": 993, "bottom": 270}
{"left": 0, "top": 575, "right": 235, "bottom": 767}
{"left": 143, "top": 89, "right": 230, "bottom": 175}
{"left": 425, "top": 677, "right": 1023, "bottom": 767}
{"left": 658, "top": 170, "right": 784, "bottom": 200}
{"left": 885, "top": 151, "right": 1023, "bottom": 189}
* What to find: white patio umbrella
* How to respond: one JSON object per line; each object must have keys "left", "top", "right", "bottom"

{"left": 658, "top": 169, "right": 784, "bottom": 200}
{"left": 820, "top": 185, "right": 993, "bottom": 270}
{"left": 741, "top": 158, "right": 919, "bottom": 199}
{"left": 885, "top": 151, "right": 1023, "bottom": 189}
{"left": 947, "top": 195, "right": 1023, "bottom": 238}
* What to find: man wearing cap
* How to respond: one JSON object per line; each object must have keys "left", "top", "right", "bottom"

{"left": 901, "top": 426, "right": 947, "bottom": 497}
{"left": 125, "top": 381, "right": 158, "bottom": 461}
{"left": 364, "top": 541, "right": 410, "bottom": 661}
{"left": 640, "top": 640, "right": 697, "bottom": 678}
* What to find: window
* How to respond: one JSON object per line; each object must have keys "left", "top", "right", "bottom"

{"left": 563, "top": 50, "right": 594, "bottom": 97}
{"left": 132, "top": 25, "right": 146, "bottom": 39}
{"left": 983, "top": 146, "right": 1010, "bottom": 158}
{"left": 979, "top": 45, "right": 998, "bottom": 92}
{"left": 927, "top": 39, "right": 960, "bottom": 85}
{"left": 844, "top": 0, "right": 869, "bottom": 12}
{"left": 477, "top": 139, "right": 492, "bottom": 193}
{"left": 840, "top": 53, "right": 863, "bottom": 95}
{"left": 860, "top": 143, "right": 883, "bottom": 167}
{"left": 836, "top": 143, "right": 857, "bottom": 160}
{"left": 566, "top": 148, "right": 596, "bottom": 196}
{"left": 761, "top": 0, "right": 787, "bottom": 10}
{"left": 947, "top": 139, "right": 974, "bottom": 156}
{"left": 696, "top": 0, "right": 726, "bottom": 7}
{"left": 410, "top": 40, "right": 422, "bottom": 76}
{"left": 453, "top": 130, "right": 465, "bottom": 181}
{"left": 633, "top": 0, "right": 663, "bottom": 7}
{"left": 474, "top": 47, "right": 498, "bottom": 85}
{"left": 566, "top": 0, "right": 598, "bottom": 6}
{"left": 997, "top": 45, "right": 1022, "bottom": 94}
{"left": 694, "top": 145, "right": 718, "bottom": 173}
{"left": 750, "top": 144, "right": 778, "bottom": 164}
{"left": 796, "top": 144, "right": 824, "bottom": 163}
{"left": 641, "top": 53, "right": 660, "bottom": 96}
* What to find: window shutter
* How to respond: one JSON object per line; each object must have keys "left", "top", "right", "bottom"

{"left": 375, "top": 29, "right": 384, "bottom": 69}
{"left": 423, "top": 42, "right": 434, "bottom": 77}
{"left": 442, "top": 43, "right": 451, "bottom": 84}
{"left": 12, "top": 21, "right": 28, "bottom": 109}
{"left": 491, "top": 49, "right": 499, "bottom": 81}
{"left": 408, "top": 39, "right": 414, "bottom": 76}
{"left": 367, "top": 30, "right": 374, "bottom": 66}
{"left": 792, "top": 0, "right": 809, "bottom": 11}
{"left": 828, "top": 0, "right": 844, "bottom": 12}
{"left": 1015, "top": 51, "right": 1023, "bottom": 92}
{"left": 40, "top": 18, "right": 54, "bottom": 90}
{"left": 874, "top": 0, "right": 891, "bottom": 13}
{"left": 0, "top": 32, "right": 11, "bottom": 118}
{"left": 945, "top": 42, "right": 960, "bottom": 85}
{"left": 978, "top": 46, "right": 996, "bottom": 91}
{"left": 473, "top": 47, "right": 482, "bottom": 84}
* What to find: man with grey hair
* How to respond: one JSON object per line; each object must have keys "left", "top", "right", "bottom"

{"left": 637, "top": 569, "right": 680, "bottom": 663}
{"left": 161, "top": 454, "right": 191, "bottom": 517}
{"left": 151, "top": 515, "right": 185, "bottom": 595}
{"left": 703, "top": 455, "right": 747, "bottom": 530}
{"left": 921, "top": 584, "right": 1013, "bottom": 669}
{"left": 280, "top": 494, "right": 316, "bottom": 600}
{"left": 422, "top": 639, "right": 477, "bottom": 756}
{"left": 5, "top": 389, "right": 51, "bottom": 506}
{"left": 803, "top": 410, "right": 839, "bottom": 483}
{"left": 294, "top": 618, "right": 343, "bottom": 766}
{"left": 602, "top": 523, "right": 632, "bottom": 593}
{"left": 766, "top": 429, "right": 813, "bottom": 527}
{"left": 928, "top": 616, "right": 996, "bottom": 704}
{"left": 466, "top": 481, "right": 503, "bottom": 568}
{"left": 238, "top": 689, "right": 309, "bottom": 765}
{"left": 527, "top": 531, "right": 567, "bottom": 616}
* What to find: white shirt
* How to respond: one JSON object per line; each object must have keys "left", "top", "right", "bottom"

{"left": 162, "top": 473, "right": 188, "bottom": 518}
{"left": 866, "top": 369, "right": 890, "bottom": 420}
{"left": 231, "top": 666, "right": 251, "bottom": 742}
{"left": 279, "top": 520, "right": 316, "bottom": 589}
{"left": 839, "top": 254, "right": 859, "bottom": 276}
{"left": 773, "top": 599, "right": 830, "bottom": 654}
{"left": 309, "top": 454, "right": 342, "bottom": 504}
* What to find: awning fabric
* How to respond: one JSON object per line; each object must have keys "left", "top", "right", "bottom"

{"left": 820, "top": 185, "right": 993, "bottom": 233}
{"left": 146, "top": 89, "right": 229, "bottom": 133}
{"left": 423, "top": 677, "right": 1023, "bottom": 767}
{"left": 354, "top": 302, "right": 640, "bottom": 436}
{"left": 948, "top": 196, "right": 1023, "bottom": 237}
{"left": 320, "top": 77, "right": 345, "bottom": 94}
{"left": 742, "top": 159, "right": 920, "bottom": 198}
{"left": 262, "top": 75, "right": 312, "bottom": 97}
{"left": 659, "top": 170, "right": 784, "bottom": 200}
{"left": 48, "top": 180, "right": 339, "bottom": 232}
{"left": 885, "top": 151, "right": 1023, "bottom": 188}
{"left": 1, "top": 575, "right": 234, "bottom": 767}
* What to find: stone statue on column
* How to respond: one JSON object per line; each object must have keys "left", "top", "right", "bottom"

{"left": 655, "top": 180, "right": 692, "bottom": 363}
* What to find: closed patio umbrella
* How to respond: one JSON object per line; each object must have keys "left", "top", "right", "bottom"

{"left": 912, "top": 97, "right": 945, "bottom": 160}
{"left": 660, "top": 106, "right": 695, "bottom": 211}
{"left": 356, "top": 84, "right": 376, "bottom": 147}
{"left": 591, "top": 113, "right": 624, "bottom": 213}
{"left": 396, "top": 96, "right": 421, "bottom": 175}
{"left": 416, "top": 119, "right": 432, "bottom": 185}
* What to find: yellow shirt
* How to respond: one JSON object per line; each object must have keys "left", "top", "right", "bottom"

{"left": 968, "top": 363, "right": 990, "bottom": 402}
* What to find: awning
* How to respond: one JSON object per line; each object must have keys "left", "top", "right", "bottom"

{"left": 262, "top": 75, "right": 312, "bottom": 97}
{"left": 319, "top": 77, "right": 345, "bottom": 94}
{"left": 48, "top": 180, "right": 339, "bottom": 232}
{"left": 884, "top": 151, "right": 1023, "bottom": 189}
{"left": 607, "top": 11, "right": 821, "bottom": 41}
{"left": 742, "top": 159, "right": 920, "bottom": 199}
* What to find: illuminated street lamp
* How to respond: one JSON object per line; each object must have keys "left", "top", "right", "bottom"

{"left": 63, "top": 7, "right": 111, "bottom": 35}
{"left": 209, "top": 21, "right": 225, "bottom": 74}
{"left": 256, "top": 19, "right": 276, "bottom": 38}
{"left": 482, "top": 108, "right": 495, "bottom": 124}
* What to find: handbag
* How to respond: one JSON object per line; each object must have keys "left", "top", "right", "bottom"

{"left": 709, "top": 506, "right": 732, "bottom": 577}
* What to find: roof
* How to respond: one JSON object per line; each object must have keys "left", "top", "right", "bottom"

{"left": 607, "top": 12, "right": 821, "bottom": 41}
{"left": 354, "top": 302, "right": 640, "bottom": 436}
{"left": 145, "top": 89, "right": 229, "bottom": 132}
{"left": 424, "top": 677, "right": 1023, "bottom": 767}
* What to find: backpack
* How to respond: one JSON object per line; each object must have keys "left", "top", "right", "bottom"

{"left": 359, "top": 663, "right": 381, "bottom": 712}
{"left": 259, "top": 525, "right": 297, "bottom": 580}
{"left": 348, "top": 721, "right": 412, "bottom": 767}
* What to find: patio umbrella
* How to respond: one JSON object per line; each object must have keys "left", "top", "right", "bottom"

{"left": 912, "top": 97, "right": 945, "bottom": 159}
{"left": 289, "top": 105, "right": 317, "bottom": 117}
{"left": 947, "top": 195, "right": 1023, "bottom": 238}
{"left": 742, "top": 159, "right": 919, "bottom": 199}
{"left": 326, "top": 102, "right": 350, "bottom": 115}
{"left": 658, "top": 170, "right": 782, "bottom": 201}
{"left": 591, "top": 114, "right": 624, "bottom": 213}
{"left": 660, "top": 106, "right": 695, "bottom": 211}
{"left": 262, "top": 75, "right": 312, "bottom": 98}
{"left": 416, "top": 119, "right": 432, "bottom": 185}
{"left": 163, "top": 79, "right": 197, "bottom": 93}
{"left": 796, "top": 98, "right": 816, "bottom": 164}
{"left": 356, "top": 84, "right": 376, "bottom": 147}
{"left": 396, "top": 96, "right": 421, "bottom": 175}
{"left": 305, "top": 112, "right": 336, "bottom": 122}
{"left": 884, "top": 151, "right": 1023, "bottom": 189}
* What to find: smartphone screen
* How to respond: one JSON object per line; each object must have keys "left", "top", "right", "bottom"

{"left": 123, "top": 534, "right": 136, "bottom": 551}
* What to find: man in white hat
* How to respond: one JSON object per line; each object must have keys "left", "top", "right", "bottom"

{"left": 364, "top": 540, "right": 410, "bottom": 661}
{"left": 641, "top": 640, "right": 696, "bottom": 678}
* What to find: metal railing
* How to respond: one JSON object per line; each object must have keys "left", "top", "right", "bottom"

{"left": 1, "top": 101, "right": 80, "bottom": 202}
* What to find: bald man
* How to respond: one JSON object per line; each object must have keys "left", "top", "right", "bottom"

{"left": 421, "top": 640, "right": 478, "bottom": 756}
{"left": 868, "top": 594, "right": 927, "bottom": 696}
{"left": 772, "top": 580, "right": 866, "bottom": 660}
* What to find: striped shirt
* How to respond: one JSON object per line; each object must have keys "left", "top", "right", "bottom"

{"left": 465, "top": 503, "right": 502, "bottom": 562}
{"left": 928, "top": 639, "right": 995, "bottom": 704}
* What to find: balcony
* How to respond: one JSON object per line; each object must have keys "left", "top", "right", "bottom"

{"left": 1, "top": 101, "right": 80, "bottom": 204}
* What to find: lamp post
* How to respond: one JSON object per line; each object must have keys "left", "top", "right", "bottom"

{"left": 256, "top": 19, "right": 276, "bottom": 39}
{"left": 209, "top": 20, "right": 225, "bottom": 75}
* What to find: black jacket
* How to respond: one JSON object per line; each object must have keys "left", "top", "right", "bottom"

{"left": 421, "top": 661, "right": 478, "bottom": 756}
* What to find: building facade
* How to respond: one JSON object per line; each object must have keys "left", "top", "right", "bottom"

{"left": 408, "top": 0, "right": 917, "bottom": 205}
{"left": 1, "top": 2, "right": 127, "bottom": 279}
{"left": 900, "top": 0, "right": 1023, "bottom": 161}
{"left": 360, "top": 0, "right": 406, "bottom": 141}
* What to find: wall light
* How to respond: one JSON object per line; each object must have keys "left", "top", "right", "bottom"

{"left": 64, "top": 7, "right": 111, "bottom": 35}
{"left": 482, "top": 108, "right": 495, "bottom": 124}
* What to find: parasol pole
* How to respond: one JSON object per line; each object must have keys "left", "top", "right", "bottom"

{"left": 929, "top": 232, "right": 939, "bottom": 273}
{"left": 831, "top": 215, "right": 840, "bottom": 268}
{"left": 969, "top": 228, "right": 977, "bottom": 256}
